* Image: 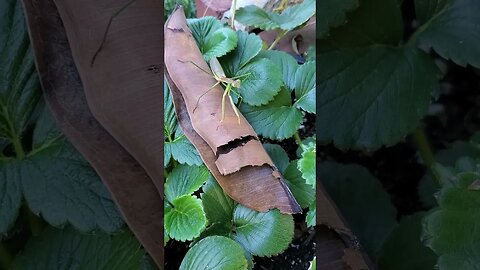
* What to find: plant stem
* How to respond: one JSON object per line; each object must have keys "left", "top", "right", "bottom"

{"left": 0, "top": 243, "right": 12, "bottom": 270}
{"left": 294, "top": 132, "right": 305, "bottom": 150}
{"left": 23, "top": 204, "right": 44, "bottom": 237}
{"left": 2, "top": 106, "right": 25, "bottom": 159}
{"left": 268, "top": 30, "right": 287, "bottom": 50}
{"left": 230, "top": 0, "right": 237, "bottom": 30}
{"left": 413, "top": 127, "right": 441, "bottom": 185}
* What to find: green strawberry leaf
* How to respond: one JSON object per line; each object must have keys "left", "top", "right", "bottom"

{"left": 263, "top": 143, "right": 290, "bottom": 173}
{"left": 201, "top": 177, "right": 235, "bottom": 225}
{"left": 306, "top": 202, "right": 316, "bottom": 227}
{"left": 0, "top": 160, "right": 21, "bottom": 235}
{"left": 378, "top": 212, "right": 437, "bottom": 270}
{"left": 13, "top": 227, "right": 144, "bottom": 269}
{"left": 232, "top": 205, "right": 294, "bottom": 257}
{"left": 32, "top": 105, "right": 62, "bottom": 149}
{"left": 167, "top": 134, "right": 203, "bottom": 166}
{"left": 164, "top": 82, "right": 177, "bottom": 139}
{"left": 320, "top": 162, "right": 398, "bottom": 255}
{"left": 203, "top": 27, "right": 238, "bottom": 61}
{"left": 318, "top": 0, "right": 404, "bottom": 51}
{"left": 309, "top": 257, "right": 316, "bottom": 270}
{"left": 414, "top": 0, "right": 451, "bottom": 24}
{"left": 235, "top": 6, "right": 281, "bottom": 31}
{"left": 317, "top": 0, "right": 359, "bottom": 38}
{"left": 294, "top": 61, "right": 316, "bottom": 114}
{"left": 240, "top": 88, "right": 303, "bottom": 140}
{"left": 0, "top": 0, "right": 41, "bottom": 148}
{"left": 416, "top": 0, "right": 480, "bottom": 68}
{"left": 318, "top": 46, "right": 439, "bottom": 150}
{"left": 165, "top": 164, "right": 209, "bottom": 203}
{"left": 187, "top": 17, "right": 237, "bottom": 61}
{"left": 180, "top": 236, "right": 248, "bottom": 270}
{"left": 419, "top": 141, "right": 480, "bottom": 208}
{"left": 221, "top": 31, "right": 263, "bottom": 75}
{"left": 273, "top": 0, "right": 316, "bottom": 31}
{"left": 423, "top": 172, "right": 480, "bottom": 269}
{"left": 284, "top": 160, "right": 315, "bottom": 208}
{"left": 165, "top": 195, "right": 207, "bottom": 241}
{"left": 306, "top": 45, "right": 316, "bottom": 61}
{"left": 256, "top": 50, "right": 298, "bottom": 91}
{"left": 235, "top": 58, "right": 282, "bottom": 106}
{"left": 296, "top": 136, "right": 316, "bottom": 158}
{"left": 236, "top": 0, "right": 315, "bottom": 31}
{"left": 298, "top": 143, "right": 316, "bottom": 187}
{"left": 21, "top": 139, "right": 124, "bottom": 233}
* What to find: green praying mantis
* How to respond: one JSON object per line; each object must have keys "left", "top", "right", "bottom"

{"left": 178, "top": 57, "right": 250, "bottom": 124}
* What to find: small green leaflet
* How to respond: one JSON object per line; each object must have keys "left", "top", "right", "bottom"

{"left": 201, "top": 177, "right": 235, "bottom": 225}
{"left": 164, "top": 165, "right": 209, "bottom": 241}
{"left": 317, "top": 0, "right": 359, "bottom": 38}
{"left": 423, "top": 171, "right": 480, "bottom": 269}
{"left": 180, "top": 236, "right": 248, "bottom": 270}
{"left": 233, "top": 205, "right": 294, "bottom": 257}
{"left": 306, "top": 202, "right": 316, "bottom": 227}
{"left": 263, "top": 143, "right": 290, "bottom": 173}
{"left": 165, "top": 165, "right": 209, "bottom": 203}
{"left": 13, "top": 227, "right": 145, "bottom": 269}
{"left": 164, "top": 84, "right": 202, "bottom": 167}
{"left": 187, "top": 17, "right": 238, "bottom": 61}
{"left": 0, "top": 161, "right": 21, "bottom": 235}
{"left": 165, "top": 195, "right": 207, "bottom": 241}
{"left": 284, "top": 160, "right": 315, "bottom": 209}
{"left": 236, "top": 0, "right": 315, "bottom": 31}
{"left": 416, "top": 0, "right": 480, "bottom": 68}
{"left": 298, "top": 143, "right": 316, "bottom": 187}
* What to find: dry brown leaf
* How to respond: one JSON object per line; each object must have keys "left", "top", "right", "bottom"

{"left": 21, "top": 0, "right": 164, "bottom": 267}
{"left": 165, "top": 6, "right": 301, "bottom": 214}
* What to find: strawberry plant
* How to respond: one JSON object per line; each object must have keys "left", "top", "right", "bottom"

{"left": 164, "top": 1, "right": 316, "bottom": 268}
{"left": 0, "top": 0, "right": 159, "bottom": 268}
{"left": 318, "top": 0, "right": 480, "bottom": 269}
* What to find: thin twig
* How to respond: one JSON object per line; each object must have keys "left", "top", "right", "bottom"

{"left": 90, "top": 0, "right": 137, "bottom": 66}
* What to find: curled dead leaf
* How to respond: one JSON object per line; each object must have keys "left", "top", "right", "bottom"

{"left": 165, "top": 6, "right": 301, "bottom": 214}
{"left": 21, "top": 0, "right": 164, "bottom": 267}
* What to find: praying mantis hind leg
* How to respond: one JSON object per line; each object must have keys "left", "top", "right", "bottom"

{"left": 220, "top": 86, "right": 229, "bottom": 122}
{"left": 228, "top": 94, "right": 241, "bottom": 124}
{"left": 192, "top": 81, "right": 220, "bottom": 113}
{"left": 177, "top": 59, "right": 214, "bottom": 77}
